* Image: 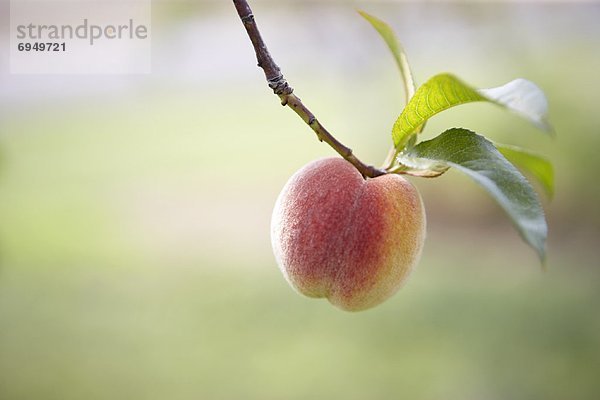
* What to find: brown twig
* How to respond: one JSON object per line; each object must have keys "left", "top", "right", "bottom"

{"left": 232, "top": 0, "right": 386, "bottom": 178}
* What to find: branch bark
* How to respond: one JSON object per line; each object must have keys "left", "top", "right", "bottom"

{"left": 232, "top": 0, "right": 386, "bottom": 178}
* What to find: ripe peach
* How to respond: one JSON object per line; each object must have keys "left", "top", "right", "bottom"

{"left": 271, "top": 157, "right": 426, "bottom": 311}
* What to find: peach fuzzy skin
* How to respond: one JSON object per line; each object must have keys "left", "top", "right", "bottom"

{"left": 271, "top": 157, "right": 426, "bottom": 311}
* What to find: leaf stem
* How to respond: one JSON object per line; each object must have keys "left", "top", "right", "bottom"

{"left": 232, "top": 0, "right": 386, "bottom": 179}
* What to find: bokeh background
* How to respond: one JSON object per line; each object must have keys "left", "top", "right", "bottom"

{"left": 1, "top": 1, "right": 599, "bottom": 399}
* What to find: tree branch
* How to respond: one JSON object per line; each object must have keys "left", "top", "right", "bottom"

{"left": 232, "top": 0, "right": 386, "bottom": 178}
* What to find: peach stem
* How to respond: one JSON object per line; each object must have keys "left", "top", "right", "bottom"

{"left": 232, "top": 0, "right": 387, "bottom": 179}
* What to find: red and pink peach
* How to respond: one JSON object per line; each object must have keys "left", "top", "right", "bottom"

{"left": 271, "top": 157, "right": 426, "bottom": 311}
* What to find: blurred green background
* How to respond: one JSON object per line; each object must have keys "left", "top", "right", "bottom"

{"left": 1, "top": 1, "right": 599, "bottom": 399}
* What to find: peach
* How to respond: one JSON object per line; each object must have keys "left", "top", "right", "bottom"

{"left": 271, "top": 157, "right": 426, "bottom": 311}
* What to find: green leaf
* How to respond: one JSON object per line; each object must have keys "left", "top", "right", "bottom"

{"left": 495, "top": 143, "right": 554, "bottom": 198}
{"left": 358, "top": 10, "right": 416, "bottom": 102}
{"left": 398, "top": 128, "right": 547, "bottom": 262}
{"left": 392, "top": 74, "right": 552, "bottom": 150}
